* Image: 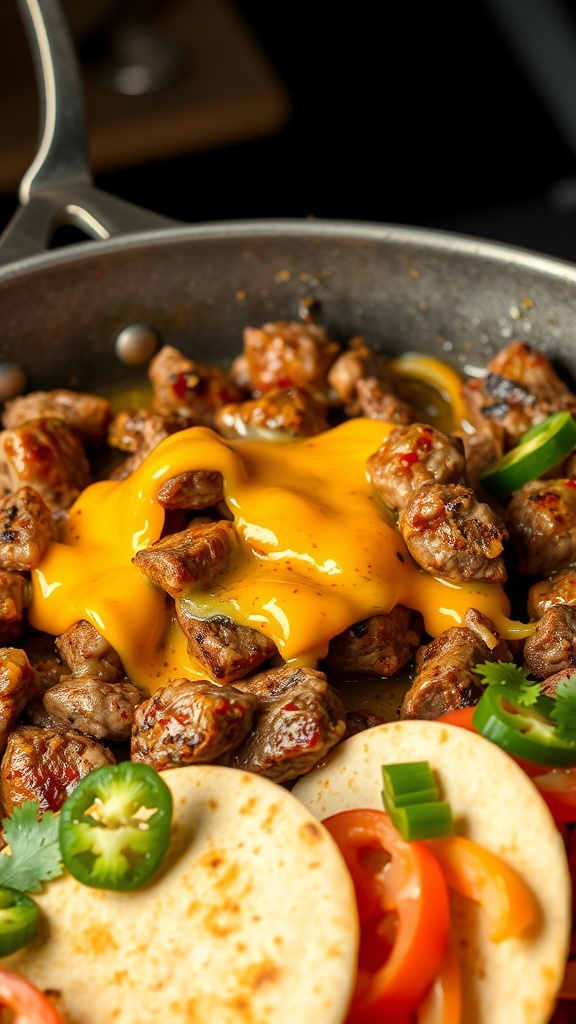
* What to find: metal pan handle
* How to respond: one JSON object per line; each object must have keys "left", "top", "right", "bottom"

{"left": 0, "top": 0, "right": 179, "bottom": 268}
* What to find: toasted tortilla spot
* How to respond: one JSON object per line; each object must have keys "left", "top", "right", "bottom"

{"left": 6, "top": 764, "right": 358, "bottom": 1024}
{"left": 292, "top": 719, "right": 571, "bottom": 1024}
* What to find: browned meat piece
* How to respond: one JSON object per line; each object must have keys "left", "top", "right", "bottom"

{"left": 2, "top": 389, "right": 112, "bottom": 447}
{"left": 540, "top": 667, "right": 576, "bottom": 696}
{"left": 325, "top": 606, "right": 423, "bottom": 676}
{"left": 0, "top": 571, "right": 30, "bottom": 643}
{"left": 401, "top": 609, "right": 512, "bottom": 719}
{"left": 399, "top": 482, "right": 508, "bottom": 583}
{"left": 213, "top": 386, "right": 330, "bottom": 440}
{"left": 55, "top": 621, "right": 124, "bottom": 683}
{"left": 0, "top": 417, "right": 91, "bottom": 512}
{"left": 149, "top": 345, "right": 242, "bottom": 426}
{"left": 22, "top": 630, "right": 65, "bottom": 690}
{"left": 241, "top": 320, "right": 341, "bottom": 403}
{"left": 133, "top": 520, "right": 238, "bottom": 599}
{"left": 131, "top": 679, "right": 259, "bottom": 770}
{"left": 0, "top": 724, "right": 115, "bottom": 814}
{"left": 345, "top": 709, "right": 386, "bottom": 736}
{"left": 505, "top": 479, "right": 576, "bottom": 576}
{"left": 0, "top": 486, "right": 56, "bottom": 570}
{"left": 41, "top": 678, "right": 148, "bottom": 742}
{"left": 527, "top": 567, "right": 576, "bottom": 619}
{"left": 157, "top": 470, "right": 224, "bottom": 510}
{"left": 0, "top": 648, "right": 41, "bottom": 755}
{"left": 523, "top": 605, "right": 576, "bottom": 679}
{"left": 175, "top": 606, "right": 277, "bottom": 684}
{"left": 455, "top": 422, "right": 505, "bottom": 490}
{"left": 107, "top": 409, "right": 186, "bottom": 480}
{"left": 367, "top": 423, "right": 467, "bottom": 512}
{"left": 230, "top": 665, "right": 347, "bottom": 783}
{"left": 327, "top": 337, "right": 412, "bottom": 420}
{"left": 461, "top": 341, "right": 576, "bottom": 449}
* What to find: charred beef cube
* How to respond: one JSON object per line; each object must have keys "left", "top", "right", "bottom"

{"left": 175, "top": 607, "right": 277, "bottom": 685}
{"left": 0, "top": 571, "right": 31, "bottom": 644}
{"left": 41, "top": 678, "right": 149, "bottom": 743}
{"left": 325, "top": 607, "right": 423, "bottom": 677}
{"left": 527, "top": 567, "right": 576, "bottom": 619}
{"left": 149, "top": 345, "right": 242, "bottom": 426}
{"left": 133, "top": 520, "right": 238, "bottom": 599}
{"left": 0, "top": 648, "right": 42, "bottom": 754}
{"left": 107, "top": 409, "right": 187, "bottom": 480}
{"left": 157, "top": 470, "right": 224, "bottom": 510}
{"left": 230, "top": 665, "right": 347, "bottom": 783}
{"left": 55, "top": 621, "right": 124, "bottom": 683}
{"left": 401, "top": 609, "right": 512, "bottom": 720}
{"left": 241, "top": 320, "right": 341, "bottom": 403}
{"left": 0, "top": 486, "right": 56, "bottom": 570}
{"left": 399, "top": 482, "right": 508, "bottom": 584}
{"left": 2, "top": 389, "right": 112, "bottom": 447}
{"left": 523, "top": 605, "right": 576, "bottom": 680}
{"left": 344, "top": 709, "right": 386, "bottom": 736}
{"left": 0, "top": 417, "right": 91, "bottom": 512}
{"left": 213, "top": 386, "right": 330, "bottom": 441}
{"left": 367, "top": 423, "right": 467, "bottom": 513}
{"left": 352, "top": 378, "right": 414, "bottom": 424}
{"left": 131, "top": 679, "right": 259, "bottom": 770}
{"left": 505, "top": 479, "right": 576, "bottom": 576}
{"left": 327, "top": 336, "right": 410, "bottom": 420}
{"left": 0, "top": 724, "right": 115, "bottom": 814}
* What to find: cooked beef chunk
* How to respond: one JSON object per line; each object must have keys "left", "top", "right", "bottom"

{"left": 327, "top": 336, "right": 413, "bottom": 421}
{"left": 461, "top": 341, "right": 576, "bottom": 448}
{"left": 241, "top": 320, "right": 341, "bottom": 403}
{"left": 540, "top": 667, "right": 576, "bottom": 696}
{"left": 133, "top": 520, "right": 237, "bottom": 599}
{"left": 345, "top": 708, "right": 386, "bottom": 736}
{"left": 40, "top": 678, "right": 148, "bottom": 742}
{"left": 399, "top": 482, "right": 508, "bottom": 583}
{"left": 401, "top": 609, "right": 512, "bottom": 719}
{"left": 230, "top": 665, "right": 346, "bottom": 783}
{"left": 149, "top": 345, "right": 241, "bottom": 425}
{"left": 505, "top": 479, "right": 576, "bottom": 576}
{"left": 175, "top": 607, "right": 277, "bottom": 684}
{"left": 0, "top": 724, "right": 115, "bottom": 814}
{"left": 2, "top": 389, "right": 112, "bottom": 447}
{"left": 527, "top": 567, "right": 576, "bottom": 619}
{"left": 0, "top": 417, "right": 91, "bottom": 512}
{"left": 157, "top": 470, "right": 224, "bottom": 510}
{"left": 0, "top": 648, "right": 41, "bottom": 755}
{"left": 55, "top": 621, "right": 124, "bottom": 683}
{"left": 21, "top": 631, "right": 64, "bottom": 690}
{"left": 325, "top": 606, "right": 423, "bottom": 676}
{"left": 455, "top": 422, "right": 505, "bottom": 489}
{"left": 367, "top": 423, "right": 467, "bottom": 512}
{"left": 0, "top": 486, "right": 56, "bottom": 570}
{"left": 523, "top": 605, "right": 576, "bottom": 679}
{"left": 0, "top": 571, "right": 30, "bottom": 643}
{"left": 107, "top": 409, "right": 186, "bottom": 480}
{"left": 214, "top": 385, "right": 330, "bottom": 440}
{"left": 131, "top": 679, "right": 258, "bottom": 770}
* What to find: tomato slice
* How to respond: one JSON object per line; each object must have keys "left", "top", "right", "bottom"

{"left": 322, "top": 808, "right": 450, "bottom": 1022}
{"left": 428, "top": 834, "right": 537, "bottom": 942}
{"left": 0, "top": 969, "right": 64, "bottom": 1023}
{"left": 436, "top": 706, "right": 477, "bottom": 732}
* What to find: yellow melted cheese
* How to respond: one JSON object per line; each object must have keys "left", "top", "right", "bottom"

{"left": 29, "top": 417, "right": 529, "bottom": 693}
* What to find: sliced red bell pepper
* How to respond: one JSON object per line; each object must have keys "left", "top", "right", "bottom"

{"left": 322, "top": 807, "right": 451, "bottom": 1022}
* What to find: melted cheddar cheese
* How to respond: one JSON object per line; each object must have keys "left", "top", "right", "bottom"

{"left": 29, "top": 417, "right": 529, "bottom": 693}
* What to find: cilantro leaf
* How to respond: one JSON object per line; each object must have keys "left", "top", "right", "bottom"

{"left": 472, "top": 661, "right": 542, "bottom": 706}
{"left": 550, "top": 676, "right": 576, "bottom": 746}
{"left": 0, "top": 800, "right": 63, "bottom": 893}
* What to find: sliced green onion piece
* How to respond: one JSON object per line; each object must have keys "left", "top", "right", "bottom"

{"left": 388, "top": 801, "right": 455, "bottom": 842}
{"left": 0, "top": 887, "right": 39, "bottom": 956}
{"left": 479, "top": 411, "right": 576, "bottom": 499}
{"left": 381, "top": 760, "right": 454, "bottom": 841}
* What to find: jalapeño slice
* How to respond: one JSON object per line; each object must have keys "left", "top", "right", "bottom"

{"left": 472, "top": 683, "right": 576, "bottom": 768}
{"left": 479, "top": 410, "right": 576, "bottom": 499}
{"left": 0, "top": 888, "right": 39, "bottom": 956}
{"left": 58, "top": 761, "right": 173, "bottom": 891}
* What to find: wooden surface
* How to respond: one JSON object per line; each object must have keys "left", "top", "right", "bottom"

{"left": 0, "top": 0, "right": 291, "bottom": 194}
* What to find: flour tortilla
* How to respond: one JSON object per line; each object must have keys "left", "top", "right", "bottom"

{"left": 5, "top": 764, "right": 359, "bottom": 1024}
{"left": 292, "top": 719, "right": 572, "bottom": 1024}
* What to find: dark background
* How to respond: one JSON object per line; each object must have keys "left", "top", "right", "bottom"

{"left": 5, "top": 0, "right": 576, "bottom": 261}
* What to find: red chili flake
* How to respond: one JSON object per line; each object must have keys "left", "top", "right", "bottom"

{"left": 416, "top": 426, "right": 433, "bottom": 451}
{"left": 565, "top": 480, "right": 576, "bottom": 491}
{"left": 399, "top": 452, "right": 419, "bottom": 468}
{"left": 171, "top": 373, "right": 189, "bottom": 398}
{"left": 282, "top": 702, "right": 300, "bottom": 711}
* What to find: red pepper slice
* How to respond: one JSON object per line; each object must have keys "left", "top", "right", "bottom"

{"left": 322, "top": 807, "right": 451, "bottom": 1022}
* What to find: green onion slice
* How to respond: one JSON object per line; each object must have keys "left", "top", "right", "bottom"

{"left": 381, "top": 761, "right": 454, "bottom": 841}
{"left": 479, "top": 410, "right": 576, "bottom": 499}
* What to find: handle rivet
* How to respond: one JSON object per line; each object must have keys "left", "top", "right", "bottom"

{"left": 115, "top": 323, "right": 160, "bottom": 365}
{"left": 0, "top": 363, "right": 27, "bottom": 401}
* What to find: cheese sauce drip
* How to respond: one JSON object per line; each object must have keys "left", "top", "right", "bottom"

{"left": 29, "top": 418, "right": 525, "bottom": 693}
